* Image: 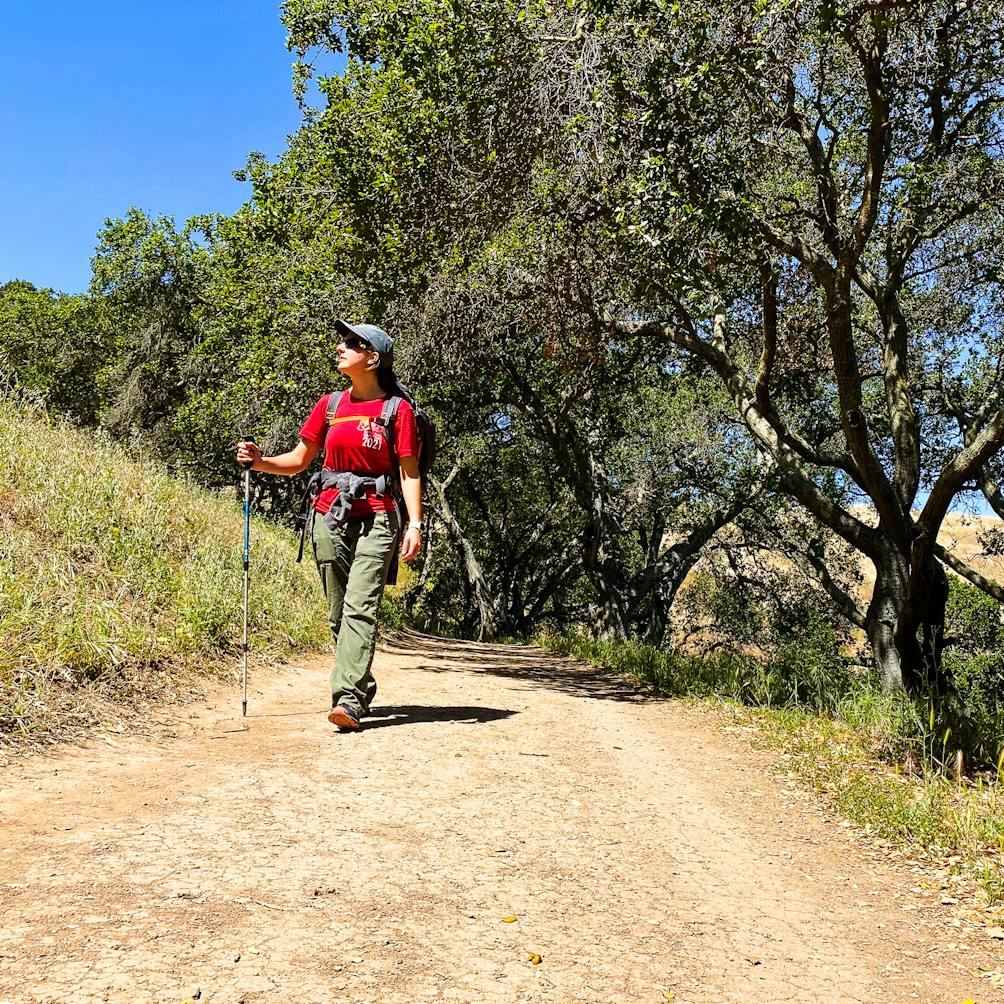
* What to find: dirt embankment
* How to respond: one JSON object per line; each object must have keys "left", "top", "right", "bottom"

{"left": 1, "top": 634, "right": 1000, "bottom": 1003}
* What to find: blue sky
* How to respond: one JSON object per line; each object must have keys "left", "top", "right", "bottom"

{"left": 1, "top": 3, "right": 339, "bottom": 295}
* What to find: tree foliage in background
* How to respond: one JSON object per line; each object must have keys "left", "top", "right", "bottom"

{"left": 588, "top": 1, "right": 1004, "bottom": 697}
{"left": 3, "top": 0, "right": 1004, "bottom": 715}
{"left": 280, "top": 0, "right": 1004, "bottom": 696}
{"left": 0, "top": 281, "right": 111, "bottom": 425}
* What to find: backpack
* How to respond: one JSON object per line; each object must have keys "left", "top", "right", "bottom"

{"left": 296, "top": 383, "right": 436, "bottom": 582}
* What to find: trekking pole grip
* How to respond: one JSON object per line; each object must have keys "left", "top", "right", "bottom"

{"left": 241, "top": 436, "right": 256, "bottom": 470}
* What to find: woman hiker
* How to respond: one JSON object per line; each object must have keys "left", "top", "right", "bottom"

{"left": 235, "top": 321, "right": 423, "bottom": 731}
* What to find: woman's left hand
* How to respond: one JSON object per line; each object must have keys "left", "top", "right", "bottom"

{"left": 400, "top": 526, "right": 423, "bottom": 562}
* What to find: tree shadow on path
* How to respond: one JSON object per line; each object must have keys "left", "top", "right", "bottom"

{"left": 380, "top": 630, "right": 656, "bottom": 705}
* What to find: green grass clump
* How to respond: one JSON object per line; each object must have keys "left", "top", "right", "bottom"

{"left": 536, "top": 626, "right": 861, "bottom": 713}
{"left": 0, "top": 400, "right": 329, "bottom": 745}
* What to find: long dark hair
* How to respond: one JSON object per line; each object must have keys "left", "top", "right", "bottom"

{"left": 377, "top": 366, "right": 401, "bottom": 396}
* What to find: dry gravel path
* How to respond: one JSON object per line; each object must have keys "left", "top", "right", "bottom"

{"left": 0, "top": 632, "right": 999, "bottom": 1003}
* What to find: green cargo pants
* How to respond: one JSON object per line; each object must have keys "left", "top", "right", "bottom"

{"left": 311, "top": 508, "right": 399, "bottom": 715}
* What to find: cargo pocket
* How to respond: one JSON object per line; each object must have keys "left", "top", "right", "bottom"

{"left": 311, "top": 510, "right": 339, "bottom": 566}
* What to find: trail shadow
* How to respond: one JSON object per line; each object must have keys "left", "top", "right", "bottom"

{"left": 362, "top": 704, "right": 516, "bottom": 729}
{"left": 380, "top": 630, "right": 654, "bottom": 705}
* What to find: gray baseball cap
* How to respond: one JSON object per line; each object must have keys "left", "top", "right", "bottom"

{"left": 334, "top": 319, "right": 394, "bottom": 367}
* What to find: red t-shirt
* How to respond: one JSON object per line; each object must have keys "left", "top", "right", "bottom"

{"left": 299, "top": 391, "right": 419, "bottom": 518}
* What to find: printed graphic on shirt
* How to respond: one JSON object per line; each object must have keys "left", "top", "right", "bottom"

{"left": 359, "top": 419, "right": 385, "bottom": 450}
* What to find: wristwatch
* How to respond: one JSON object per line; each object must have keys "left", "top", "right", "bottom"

{"left": 407, "top": 521, "right": 425, "bottom": 532}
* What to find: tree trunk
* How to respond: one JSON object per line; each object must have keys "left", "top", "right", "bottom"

{"left": 866, "top": 543, "right": 950, "bottom": 693}
{"left": 894, "top": 551, "right": 950, "bottom": 694}
{"left": 594, "top": 580, "right": 629, "bottom": 641}
{"left": 431, "top": 479, "right": 500, "bottom": 641}
{"left": 865, "top": 545, "right": 909, "bottom": 691}
{"left": 639, "top": 551, "right": 703, "bottom": 647}
{"left": 632, "top": 493, "right": 750, "bottom": 646}
{"left": 642, "top": 584, "right": 672, "bottom": 647}
{"left": 582, "top": 516, "right": 629, "bottom": 641}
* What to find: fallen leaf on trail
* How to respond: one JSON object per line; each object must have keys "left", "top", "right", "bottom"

{"left": 503, "top": 916, "right": 518, "bottom": 923}
{"left": 662, "top": 993, "right": 676, "bottom": 1000}
{"left": 527, "top": 953, "right": 542, "bottom": 964}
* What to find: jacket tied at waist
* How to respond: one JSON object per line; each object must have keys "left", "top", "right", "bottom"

{"left": 296, "top": 468, "right": 395, "bottom": 562}
{"left": 313, "top": 468, "right": 392, "bottom": 527}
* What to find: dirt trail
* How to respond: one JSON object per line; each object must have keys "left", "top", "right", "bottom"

{"left": 0, "top": 633, "right": 999, "bottom": 1004}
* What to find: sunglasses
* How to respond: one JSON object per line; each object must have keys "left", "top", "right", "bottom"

{"left": 341, "top": 336, "right": 373, "bottom": 351}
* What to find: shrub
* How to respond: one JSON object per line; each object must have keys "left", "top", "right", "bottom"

{"left": 946, "top": 574, "right": 1004, "bottom": 654}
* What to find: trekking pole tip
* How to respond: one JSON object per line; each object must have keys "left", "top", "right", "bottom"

{"left": 242, "top": 700, "right": 247, "bottom": 717}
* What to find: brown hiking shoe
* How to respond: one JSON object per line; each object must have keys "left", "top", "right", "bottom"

{"left": 327, "top": 704, "right": 361, "bottom": 731}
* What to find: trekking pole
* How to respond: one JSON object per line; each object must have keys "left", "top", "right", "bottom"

{"left": 241, "top": 437, "right": 255, "bottom": 717}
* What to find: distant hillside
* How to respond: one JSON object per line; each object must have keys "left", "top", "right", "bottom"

{"left": 672, "top": 507, "right": 1004, "bottom": 657}
{"left": 0, "top": 399, "right": 329, "bottom": 747}
{"left": 852, "top": 509, "right": 1004, "bottom": 594}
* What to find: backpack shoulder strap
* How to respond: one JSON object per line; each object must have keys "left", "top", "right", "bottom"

{"left": 316, "top": 391, "right": 346, "bottom": 467}
{"left": 377, "top": 394, "right": 402, "bottom": 426}
{"left": 377, "top": 395, "right": 403, "bottom": 462}
{"left": 325, "top": 390, "right": 345, "bottom": 427}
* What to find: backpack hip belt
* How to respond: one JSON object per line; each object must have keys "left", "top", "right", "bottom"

{"left": 296, "top": 468, "right": 397, "bottom": 562}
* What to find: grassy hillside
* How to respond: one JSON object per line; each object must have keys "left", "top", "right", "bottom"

{"left": 0, "top": 400, "right": 329, "bottom": 746}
